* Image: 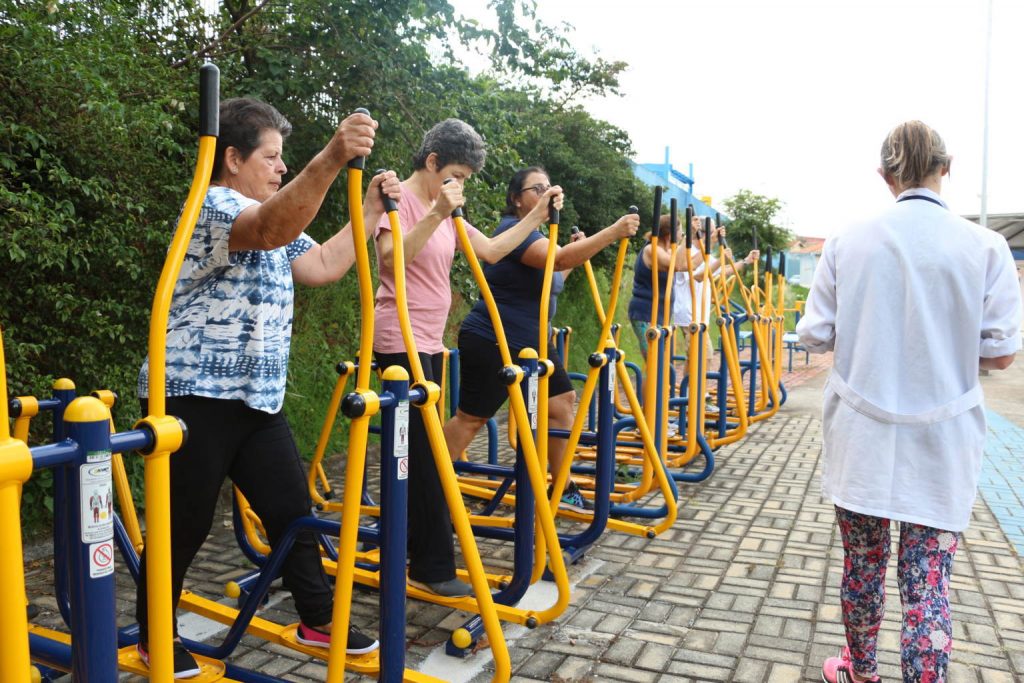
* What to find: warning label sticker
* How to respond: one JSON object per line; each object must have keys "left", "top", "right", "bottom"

{"left": 80, "top": 458, "right": 113, "bottom": 544}
{"left": 396, "top": 455, "right": 409, "bottom": 481}
{"left": 89, "top": 540, "right": 114, "bottom": 578}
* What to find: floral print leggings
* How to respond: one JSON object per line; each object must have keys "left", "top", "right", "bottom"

{"left": 835, "top": 506, "right": 959, "bottom": 683}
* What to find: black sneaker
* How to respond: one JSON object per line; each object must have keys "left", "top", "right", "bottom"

{"left": 408, "top": 577, "right": 473, "bottom": 598}
{"left": 296, "top": 622, "right": 380, "bottom": 655}
{"left": 137, "top": 640, "right": 202, "bottom": 679}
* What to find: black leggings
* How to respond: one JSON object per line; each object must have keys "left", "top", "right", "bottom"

{"left": 135, "top": 396, "right": 333, "bottom": 642}
{"left": 374, "top": 350, "right": 456, "bottom": 583}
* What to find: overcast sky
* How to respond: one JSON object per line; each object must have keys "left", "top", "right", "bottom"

{"left": 451, "top": 0, "right": 1023, "bottom": 237}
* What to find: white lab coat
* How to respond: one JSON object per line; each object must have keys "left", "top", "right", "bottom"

{"left": 797, "top": 188, "right": 1022, "bottom": 531}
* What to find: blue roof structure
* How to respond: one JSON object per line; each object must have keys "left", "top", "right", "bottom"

{"left": 630, "top": 147, "right": 729, "bottom": 222}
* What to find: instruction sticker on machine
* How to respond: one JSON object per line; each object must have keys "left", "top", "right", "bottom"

{"left": 528, "top": 373, "right": 538, "bottom": 429}
{"left": 394, "top": 400, "right": 409, "bottom": 458}
{"left": 608, "top": 357, "right": 616, "bottom": 397}
{"left": 80, "top": 458, "right": 113, "bottom": 544}
{"left": 394, "top": 399, "right": 409, "bottom": 480}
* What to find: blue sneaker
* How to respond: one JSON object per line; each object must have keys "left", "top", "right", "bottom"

{"left": 557, "top": 481, "right": 593, "bottom": 513}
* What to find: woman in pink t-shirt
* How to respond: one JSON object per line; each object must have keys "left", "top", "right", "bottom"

{"left": 373, "top": 119, "right": 557, "bottom": 597}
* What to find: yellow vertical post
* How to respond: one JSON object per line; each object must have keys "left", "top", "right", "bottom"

{"left": 325, "top": 139, "right": 376, "bottom": 683}
{"left": 0, "top": 328, "right": 34, "bottom": 682}
{"left": 141, "top": 63, "right": 219, "bottom": 681}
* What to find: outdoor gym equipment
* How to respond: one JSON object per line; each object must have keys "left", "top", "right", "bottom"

{"left": 544, "top": 202, "right": 679, "bottom": 538}
{"left": 3, "top": 63, "right": 220, "bottom": 682}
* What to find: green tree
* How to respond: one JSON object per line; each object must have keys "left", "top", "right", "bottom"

{"left": 1, "top": 0, "right": 649, "bottom": 530}
{"left": 721, "top": 189, "right": 793, "bottom": 264}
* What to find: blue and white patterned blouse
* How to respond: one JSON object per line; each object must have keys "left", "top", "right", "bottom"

{"left": 138, "top": 185, "right": 314, "bottom": 413}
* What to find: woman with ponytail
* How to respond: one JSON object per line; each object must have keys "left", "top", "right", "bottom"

{"left": 798, "top": 121, "right": 1021, "bottom": 683}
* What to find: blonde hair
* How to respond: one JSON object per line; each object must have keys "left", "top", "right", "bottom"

{"left": 880, "top": 121, "right": 950, "bottom": 188}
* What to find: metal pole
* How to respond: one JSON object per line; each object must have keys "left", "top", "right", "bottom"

{"left": 980, "top": 0, "right": 993, "bottom": 227}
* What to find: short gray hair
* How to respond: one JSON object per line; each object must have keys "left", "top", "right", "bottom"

{"left": 412, "top": 118, "right": 486, "bottom": 172}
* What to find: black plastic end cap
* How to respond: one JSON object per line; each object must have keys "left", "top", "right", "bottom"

{"left": 525, "top": 616, "right": 539, "bottom": 629}
{"left": 199, "top": 63, "right": 220, "bottom": 138}
{"left": 9, "top": 398, "right": 22, "bottom": 418}
{"left": 627, "top": 205, "right": 639, "bottom": 215}
{"left": 498, "top": 367, "right": 518, "bottom": 386}
{"left": 571, "top": 225, "right": 580, "bottom": 235}
{"left": 588, "top": 353, "right": 604, "bottom": 368}
{"left": 611, "top": 323, "right": 620, "bottom": 333}
{"left": 341, "top": 392, "right": 367, "bottom": 418}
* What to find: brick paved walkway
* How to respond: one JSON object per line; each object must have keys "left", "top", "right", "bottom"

{"left": 22, "top": 351, "right": 1024, "bottom": 682}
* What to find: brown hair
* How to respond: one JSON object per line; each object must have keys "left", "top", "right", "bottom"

{"left": 880, "top": 121, "right": 950, "bottom": 188}
{"left": 212, "top": 98, "right": 292, "bottom": 181}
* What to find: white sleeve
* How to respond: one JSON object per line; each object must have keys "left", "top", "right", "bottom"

{"left": 796, "top": 238, "right": 837, "bottom": 353}
{"left": 979, "top": 237, "right": 1023, "bottom": 358}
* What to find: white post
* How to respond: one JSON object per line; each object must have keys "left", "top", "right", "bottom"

{"left": 980, "top": 0, "right": 993, "bottom": 228}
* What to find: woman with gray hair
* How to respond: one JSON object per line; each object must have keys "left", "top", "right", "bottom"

{"left": 136, "top": 97, "right": 398, "bottom": 675}
{"left": 798, "top": 120, "right": 1021, "bottom": 683}
{"left": 372, "top": 119, "right": 542, "bottom": 598}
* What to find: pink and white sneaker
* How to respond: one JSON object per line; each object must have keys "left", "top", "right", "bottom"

{"left": 821, "top": 647, "right": 881, "bottom": 683}
{"left": 296, "top": 622, "right": 379, "bottom": 655}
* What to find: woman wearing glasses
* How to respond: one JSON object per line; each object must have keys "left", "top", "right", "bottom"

{"left": 443, "top": 166, "right": 639, "bottom": 511}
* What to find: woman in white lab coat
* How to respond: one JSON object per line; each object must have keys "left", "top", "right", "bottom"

{"left": 797, "top": 120, "right": 1021, "bottom": 683}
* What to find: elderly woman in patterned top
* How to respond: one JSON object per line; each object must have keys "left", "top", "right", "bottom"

{"left": 136, "top": 98, "right": 397, "bottom": 676}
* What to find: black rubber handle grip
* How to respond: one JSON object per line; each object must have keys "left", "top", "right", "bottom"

{"left": 199, "top": 63, "right": 220, "bottom": 137}
{"left": 704, "top": 217, "right": 712, "bottom": 248}
{"left": 347, "top": 108, "right": 370, "bottom": 170}
{"left": 715, "top": 212, "right": 729, "bottom": 249}
{"left": 685, "top": 205, "right": 693, "bottom": 249}
{"left": 650, "top": 187, "right": 663, "bottom": 238}
{"left": 764, "top": 245, "right": 773, "bottom": 275}
{"left": 375, "top": 168, "right": 398, "bottom": 213}
{"left": 778, "top": 251, "right": 786, "bottom": 276}
{"left": 669, "top": 198, "right": 678, "bottom": 244}
{"left": 549, "top": 199, "right": 559, "bottom": 226}
{"left": 719, "top": 229, "right": 729, "bottom": 250}
{"left": 442, "top": 177, "right": 464, "bottom": 218}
